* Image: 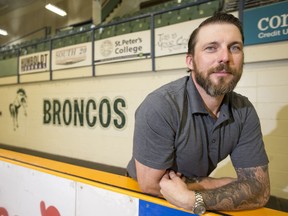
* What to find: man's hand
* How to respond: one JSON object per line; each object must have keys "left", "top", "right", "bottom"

{"left": 159, "top": 171, "right": 236, "bottom": 210}
{"left": 159, "top": 165, "right": 270, "bottom": 212}
{"left": 159, "top": 170, "right": 195, "bottom": 210}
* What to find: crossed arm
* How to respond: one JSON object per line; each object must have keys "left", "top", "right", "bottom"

{"left": 135, "top": 159, "right": 270, "bottom": 211}
{"left": 198, "top": 165, "right": 270, "bottom": 211}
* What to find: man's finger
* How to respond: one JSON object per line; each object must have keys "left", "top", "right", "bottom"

{"left": 161, "top": 172, "right": 170, "bottom": 181}
{"left": 169, "top": 170, "right": 177, "bottom": 179}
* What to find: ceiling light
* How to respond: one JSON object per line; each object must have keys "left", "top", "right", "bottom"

{"left": 0, "top": 29, "right": 8, "bottom": 36}
{"left": 45, "top": 3, "right": 67, "bottom": 16}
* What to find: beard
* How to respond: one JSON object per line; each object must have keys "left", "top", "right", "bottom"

{"left": 193, "top": 61, "right": 243, "bottom": 97}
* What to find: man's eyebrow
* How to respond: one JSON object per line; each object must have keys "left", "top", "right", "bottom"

{"left": 203, "top": 41, "right": 219, "bottom": 46}
{"left": 204, "top": 41, "right": 243, "bottom": 46}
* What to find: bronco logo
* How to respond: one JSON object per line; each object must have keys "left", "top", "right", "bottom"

{"left": 9, "top": 88, "right": 28, "bottom": 130}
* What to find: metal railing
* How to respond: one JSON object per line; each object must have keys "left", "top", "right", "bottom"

{"left": 0, "top": 0, "right": 245, "bottom": 85}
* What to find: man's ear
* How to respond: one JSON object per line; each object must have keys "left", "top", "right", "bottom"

{"left": 186, "top": 54, "right": 194, "bottom": 71}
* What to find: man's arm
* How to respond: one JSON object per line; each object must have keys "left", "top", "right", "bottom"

{"left": 203, "top": 165, "right": 270, "bottom": 211}
{"left": 159, "top": 165, "right": 270, "bottom": 211}
{"left": 186, "top": 177, "right": 236, "bottom": 191}
{"left": 135, "top": 159, "right": 166, "bottom": 196}
{"left": 135, "top": 159, "right": 235, "bottom": 196}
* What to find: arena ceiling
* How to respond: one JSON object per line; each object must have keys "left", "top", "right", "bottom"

{"left": 0, "top": 0, "right": 38, "bottom": 16}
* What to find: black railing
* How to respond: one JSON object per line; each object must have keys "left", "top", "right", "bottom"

{"left": 0, "top": 0, "right": 247, "bottom": 84}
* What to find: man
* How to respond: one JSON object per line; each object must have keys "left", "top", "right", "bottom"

{"left": 127, "top": 13, "right": 270, "bottom": 213}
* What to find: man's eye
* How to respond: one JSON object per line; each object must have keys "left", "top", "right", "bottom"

{"left": 230, "top": 45, "right": 242, "bottom": 53}
{"left": 205, "top": 46, "right": 216, "bottom": 52}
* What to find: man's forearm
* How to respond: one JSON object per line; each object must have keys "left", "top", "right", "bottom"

{"left": 187, "top": 177, "right": 236, "bottom": 191}
{"left": 201, "top": 166, "right": 270, "bottom": 211}
{"left": 159, "top": 166, "right": 270, "bottom": 212}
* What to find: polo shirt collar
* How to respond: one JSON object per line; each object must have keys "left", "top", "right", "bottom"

{"left": 187, "top": 75, "right": 208, "bottom": 114}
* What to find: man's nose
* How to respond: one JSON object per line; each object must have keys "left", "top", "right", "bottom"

{"left": 218, "top": 48, "right": 230, "bottom": 64}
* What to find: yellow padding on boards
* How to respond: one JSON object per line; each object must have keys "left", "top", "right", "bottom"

{"left": 0, "top": 148, "right": 174, "bottom": 209}
{"left": 0, "top": 148, "right": 287, "bottom": 216}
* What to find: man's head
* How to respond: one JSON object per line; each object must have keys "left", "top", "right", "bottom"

{"left": 186, "top": 13, "right": 244, "bottom": 97}
{"left": 187, "top": 13, "right": 244, "bottom": 57}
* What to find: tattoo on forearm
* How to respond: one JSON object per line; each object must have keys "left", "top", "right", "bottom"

{"left": 202, "top": 165, "right": 270, "bottom": 211}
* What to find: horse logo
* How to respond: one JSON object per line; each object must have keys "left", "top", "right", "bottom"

{"left": 9, "top": 88, "right": 28, "bottom": 130}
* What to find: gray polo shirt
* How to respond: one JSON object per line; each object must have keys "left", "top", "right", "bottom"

{"left": 127, "top": 75, "right": 268, "bottom": 179}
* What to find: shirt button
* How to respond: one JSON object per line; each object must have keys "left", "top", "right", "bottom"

{"left": 212, "top": 139, "right": 216, "bottom": 143}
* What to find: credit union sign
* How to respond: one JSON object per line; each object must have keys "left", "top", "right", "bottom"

{"left": 244, "top": 1, "right": 288, "bottom": 45}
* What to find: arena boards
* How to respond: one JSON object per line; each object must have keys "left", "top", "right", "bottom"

{"left": 0, "top": 148, "right": 287, "bottom": 216}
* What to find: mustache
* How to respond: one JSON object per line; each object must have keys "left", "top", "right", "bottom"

{"left": 210, "top": 63, "right": 234, "bottom": 74}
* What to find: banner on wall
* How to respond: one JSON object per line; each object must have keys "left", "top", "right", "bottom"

{"left": 154, "top": 19, "right": 202, "bottom": 57}
{"left": 19, "top": 51, "right": 50, "bottom": 74}
{"left": 244, "top": 1, "right": 288, "bottom": 45}
{"left": 94, "top": 31, "right": 151, "bottom": 64}
{"left": 52, "top": 42, "right": 92, "bottom": 70}
{"left": 155, "top": 21, "right": 190, "bottom": 57}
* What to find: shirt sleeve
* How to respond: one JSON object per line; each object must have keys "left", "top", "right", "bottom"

{"left": 230, "top": 102, "right": 269, "bottom": 168}
{"left": 133, "top": 92, "right": 177, "bottom": 170}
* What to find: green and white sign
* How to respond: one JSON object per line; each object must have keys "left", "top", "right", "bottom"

{"left": 244, "top": 1, "right": 288, "bottom": 45}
